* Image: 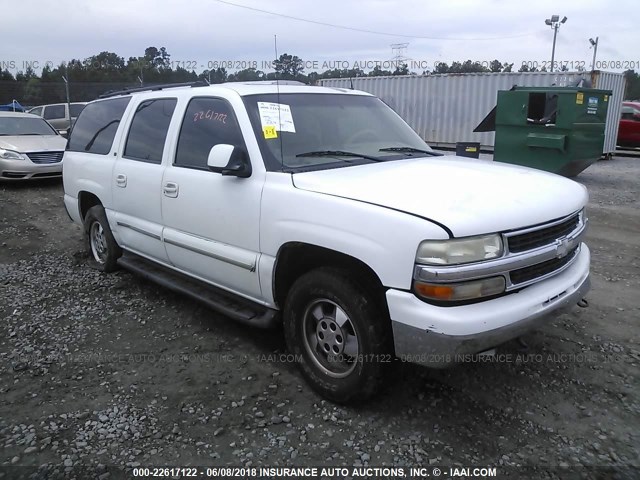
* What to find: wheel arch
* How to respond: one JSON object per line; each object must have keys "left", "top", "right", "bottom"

{"left": 78, "top": 191, "right": 103, "bottom": 222}
{"left": 273, "top": 242, "right": 388, "bottom": 312}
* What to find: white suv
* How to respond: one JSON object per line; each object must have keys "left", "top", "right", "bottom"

{"left": 63, "top": 81, "right": 591, "bottom": 402}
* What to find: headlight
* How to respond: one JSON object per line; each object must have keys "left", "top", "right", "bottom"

{"left": 416, "top": 234, "right": 503, "bottom": 265}
{"left": 0, "top": 148, "right": 26, "bottom": 160}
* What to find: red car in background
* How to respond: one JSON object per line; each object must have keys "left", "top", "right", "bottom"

{"left": 617, "top": 101, "right": 640, "bottom": 148}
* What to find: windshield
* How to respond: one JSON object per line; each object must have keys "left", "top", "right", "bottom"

{"left": 0, "top": 116, "right": 58, "bottom": 136}
{"left": 242, "top": 93, "right": 434, "bottom": 171}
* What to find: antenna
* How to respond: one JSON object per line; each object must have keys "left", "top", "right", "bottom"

{"left": 274, "top": 34, "right": 284, "bottom": 172}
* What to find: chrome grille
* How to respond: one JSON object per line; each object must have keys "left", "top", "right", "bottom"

{"left": 507, "top": 213, "right": 580, "bottom": 253}
{"left": 509, "top": 246, "right": 579, "bottom": 285}
{"left": 26, "top": 151, "right": 64, "bottom": 164}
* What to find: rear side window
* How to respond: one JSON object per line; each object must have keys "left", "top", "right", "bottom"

{"left": 69, "top": 103, "right": 85, "bottom": 117}
{"left": 621, "top": 106, "right": 640, "bottom": 120}
{"left": 67, "top": 97, "right": 131, "bottom": 154}
{"left": 124, "top": 98, "right": 177, "bottom": 164}
{"left": 175, "top": 97, "right": 244, "bottom": 170}
{"left": 44, "top": 105, "right": 65, "bottom": 120}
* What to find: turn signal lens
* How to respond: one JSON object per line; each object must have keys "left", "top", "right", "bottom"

{"left": 414, "top": 276, "right": 506, "bottom": 302}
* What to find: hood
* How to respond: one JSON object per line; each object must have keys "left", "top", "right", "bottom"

{"left": 291, "top": 156, "right": 588, "bottom": 238}
{"left": 0, "top": 135, "right": 66, "bottom": 152}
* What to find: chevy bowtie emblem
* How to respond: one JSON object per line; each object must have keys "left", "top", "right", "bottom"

{"left": 555, "top": 238, "right": 570, "bottom": 258}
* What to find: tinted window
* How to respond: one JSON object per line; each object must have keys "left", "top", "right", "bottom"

{"left": 29, "top": 107, "right": 43, "bottom": 116}
{"left": 175, "top": 97, "right": 244, "bottom": 170}
{"left": 0, "top": 116, "right": 57, "bottom": 136}
{"left": 124, "top": 98, "right": 177, "bottom": 163}
{"left": 43, "top": 105, "right": 65, "bottom": 120}
{"left": 70, "top": 103, "right": 86, "bottom": 117}
{"left": 67, "top": 97, "right": 131, "bottom": 154}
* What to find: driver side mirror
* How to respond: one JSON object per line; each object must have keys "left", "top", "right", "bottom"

{"left": 207, "top": 144, "right": 252, "bottom": 178}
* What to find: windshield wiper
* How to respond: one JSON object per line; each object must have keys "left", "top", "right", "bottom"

{"left": 379, "top": 146, "right": 443, "bottom": 156}
{"left": 296, "top": 150, "right": 383, "bottom": 162}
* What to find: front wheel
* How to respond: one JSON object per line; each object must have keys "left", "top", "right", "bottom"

{"left": 283, "top": 268, "right": 392, "bottom": 403}
{"left": 84, "top": 205, "right": 121, "bottom": 272}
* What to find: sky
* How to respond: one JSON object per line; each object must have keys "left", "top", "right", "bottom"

{"left": 1, "top": 0, "right": 638, "bottom": 75}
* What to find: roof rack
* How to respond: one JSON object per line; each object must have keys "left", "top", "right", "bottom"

{"left": 231, "top": 80, "right": 306, "bottom": 86}
{"left": 98, "top": 81, "right": 209, "bottom": 99}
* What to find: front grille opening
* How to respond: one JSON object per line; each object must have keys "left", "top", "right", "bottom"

{"left": 2, "top": 172, "right": 28, "bottom": 178}
{"left": 509, "top": 246, "right": 579, "bottom": 285}
{"left": 26, "top": 151, "right": 64, "bottom": 164}
{"left": 32, "top": 172, "right": 61, "bottom": 178}
{"left": 508, "top": 214, "right": 579, "bottom": 253}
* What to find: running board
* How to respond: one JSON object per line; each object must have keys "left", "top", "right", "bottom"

{"left": 117, "top": 253, "right": 279, "bottom": 329}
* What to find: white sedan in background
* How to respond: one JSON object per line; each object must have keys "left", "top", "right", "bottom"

{"left": 0, "top": 112, "right": 67, "bottom": 180}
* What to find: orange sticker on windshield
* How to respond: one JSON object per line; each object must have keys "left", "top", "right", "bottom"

{"left": 263, "top": 125, "right": 278, "bottom": 139}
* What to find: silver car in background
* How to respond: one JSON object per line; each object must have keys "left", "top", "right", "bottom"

{"left": 0, "top": 112, "right": 67, "bottom": 180}
{"left": 28, "top": 103, "right": 87, "bottom": 132}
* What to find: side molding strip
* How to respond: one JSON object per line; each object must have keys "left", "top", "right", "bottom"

{"left": 163, "top": 237, "right": 256, "bottom": 271}
{"left": 117, "top": 222, "right": 162, "bottom": 241}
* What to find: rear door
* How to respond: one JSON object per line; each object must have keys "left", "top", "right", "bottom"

{"left": 43, "top": 104, "right": 66, "bottom": 130}
{"left": 161, "top": 96, "right": 264, "bottom": 301}
{"left": 111, "top": 97, "right": 178, "bottom": 262}
{"left": 70, "top": 103, "right": 86, "bottom": 125}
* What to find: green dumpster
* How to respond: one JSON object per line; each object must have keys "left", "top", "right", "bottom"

{"left": 492, "top": 86, "right": 612, "bottom": 177}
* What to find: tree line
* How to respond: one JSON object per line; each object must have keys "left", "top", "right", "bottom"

{"left": 1, "top": 46, "right": 639, "bottom": 106}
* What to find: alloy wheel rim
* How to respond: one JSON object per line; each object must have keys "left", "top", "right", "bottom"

{"left": 90, "top": 222, "right": 107, "bottom": 264}
{"left": 302, "top": 299, "right": 359, "bottom": 378}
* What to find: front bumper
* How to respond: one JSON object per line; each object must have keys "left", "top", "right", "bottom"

{"left": 388, "top": 243, "right": 591, "bottom": 366}
{"left": 0, "top": 158, "right": 62, "bottom": 180}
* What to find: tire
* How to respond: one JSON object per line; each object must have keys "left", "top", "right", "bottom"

{"left": 283, "top": 267, "right": 392, "bottom": 403}
{"left": 84, "top": 205, "right": 121, "bottom": 272}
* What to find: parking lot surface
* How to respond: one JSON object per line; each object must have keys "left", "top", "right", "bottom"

{"left": 1, "top": 156, "right": 638, "bottom": 477}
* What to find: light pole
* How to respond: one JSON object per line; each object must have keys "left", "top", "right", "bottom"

{"left": 589, "top": 37, "right": 599, "bottom": 71}
{"left": 62, "top": 74, "right": 71, "bottom": 132}
{"left": 544, "top": 15, "right": 567, "bottom": 72}
{"left": 138, "top": 57, "right": 144, "bottom": 87}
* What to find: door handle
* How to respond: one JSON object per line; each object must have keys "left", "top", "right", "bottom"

{"left": 115, "top": 174, "right": 127, "bottom": 187}
{"left": 163, "top": 182, "right": 179, "bottom": 198}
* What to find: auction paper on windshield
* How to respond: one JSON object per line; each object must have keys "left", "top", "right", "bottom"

{"left": 257, "top": 102, "right": 296, "bottom": 133}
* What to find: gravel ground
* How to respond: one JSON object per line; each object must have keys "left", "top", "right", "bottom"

{"left": 0, "top": 156, "right": 639, "bottom": 479}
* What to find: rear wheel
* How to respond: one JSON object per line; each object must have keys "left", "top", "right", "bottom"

{"left": 283, "top": 268, "right": 392, "bottom": 403}
{"left": 84, "top": 205, "right": 121, "bottom": 272}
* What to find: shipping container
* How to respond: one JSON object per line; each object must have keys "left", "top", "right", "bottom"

{"left": 590, "top": 71, "right": 627, "bottom": 155}
{"left": 319, "top": 71, "right": 625, "bottom": 155}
